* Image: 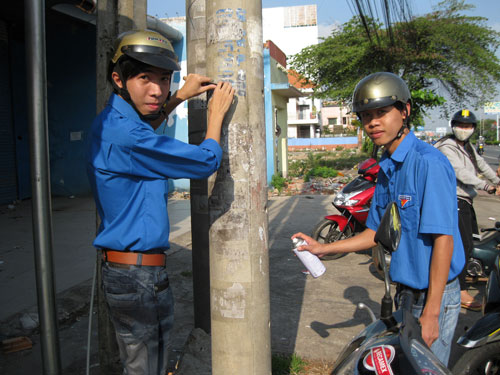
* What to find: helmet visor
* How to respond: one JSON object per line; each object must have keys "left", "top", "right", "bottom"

{"left": 353, "top": 95, "right": 398, "bottom": 113}
{"left": 122, "top": 44, "right": 180, "bottom": 71}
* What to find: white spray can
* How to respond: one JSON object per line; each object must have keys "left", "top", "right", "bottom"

{"left": 292, "top": 238, "right": 326, "bottom": 278}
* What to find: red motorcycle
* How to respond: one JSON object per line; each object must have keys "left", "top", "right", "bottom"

{"left": 311, "top": 157, "right": 379, "bottom": 260}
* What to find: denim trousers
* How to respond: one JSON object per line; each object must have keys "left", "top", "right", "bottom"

{"left": 101, "top": 262, "right": 174, "bottom": 375}
{"left": 395, "top": 278, "right": 460, "bottom": 367}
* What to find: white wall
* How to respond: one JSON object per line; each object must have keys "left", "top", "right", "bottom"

{"left": 262, "top": 5, "right": 318, "bottom": 57}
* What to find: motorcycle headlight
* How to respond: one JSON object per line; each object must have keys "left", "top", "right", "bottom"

{"left": 334, "top": 192, "right": 360, "bottom": 207}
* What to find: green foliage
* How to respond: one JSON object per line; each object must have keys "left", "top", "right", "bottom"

{"left": 469, "top": 119, "right": 499, "bottom": 144}
{"left": 272, "top": 353, "right": 306, "bottom": 375}
{"left": 335, "top": 146, "right": 344, "bottom": 151}
{"left": 290, "top": 0, "right": 500, "bottom": 125}
{"left": 288, "top": 160, "right": 306, "bottom": 177}
{"left": 362, "top": 137, "right": 375, "bottom": 154}
{"left": 271, "top": 174, "right": 287, "bottom": 194}
{"left": 305, "top": 166, "right": 338, "bottom": 181}
{"left": 323, "top": 153, "right": 370, "bottom": 170}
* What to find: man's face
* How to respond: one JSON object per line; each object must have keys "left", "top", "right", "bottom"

{"left": 359, "top": 104, "right": 409, "bottom": 151}
{"left": 121, "top": 67, "right": 172, "bottom": 116}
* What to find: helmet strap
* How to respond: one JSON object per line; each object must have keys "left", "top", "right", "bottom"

{"left": 394, "top": 105, "right": 409, "bottom": 140}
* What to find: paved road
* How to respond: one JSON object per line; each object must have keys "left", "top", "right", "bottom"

{"left": 0, "top": 192, "right": 499, "bottom": 374}
{"left": 482, "top": 144, "right": 500, "bottom": 171}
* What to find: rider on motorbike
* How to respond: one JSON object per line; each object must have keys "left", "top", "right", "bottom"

{"left": 434, "top": 110, "right": 500, "bottom": 311}
{"left": 292, "top": 72, "right": 465, "bottom": 366}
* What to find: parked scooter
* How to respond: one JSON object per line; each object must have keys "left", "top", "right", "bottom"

{"left": 311, "top": 157, "right": 379, "bottom": 260}
{"left": 330, "top": 202, "right": 451, "bottom": 375}
{"left": 467, "top": 221, "right": 500, "bottom": 279}
{"left": 452, "top": 222, "right": 500, "bottom": 375}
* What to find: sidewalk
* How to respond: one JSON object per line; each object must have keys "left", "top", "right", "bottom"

{"left": 0, "top": 192, "right": 498, "bottom": 374}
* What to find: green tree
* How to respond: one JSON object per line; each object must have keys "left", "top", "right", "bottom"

{"left": 290, "top": 0, "right": 500, "bottom": 127}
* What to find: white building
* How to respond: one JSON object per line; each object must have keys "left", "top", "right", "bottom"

{"left": 262, "top": 5, "right": 318, "bottom": 57}
{"left": 320, "top": 100, "right": 357, "bottom": 136}
{"left": 263, "top": 5, "right": 320, "bottom": 138}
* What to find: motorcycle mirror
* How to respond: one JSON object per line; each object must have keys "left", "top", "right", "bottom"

{"left": 374, "top": 202, "right": 402, "bottom": 254}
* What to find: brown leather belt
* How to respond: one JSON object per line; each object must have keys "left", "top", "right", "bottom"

{"left": 102, "top": 250, "right": 166, "bottom": 267}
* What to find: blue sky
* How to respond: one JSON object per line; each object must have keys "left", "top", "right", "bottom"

{"left": 148, "top": 0, "right": 500, "bottom": 34}
{"left": 147, "top": 1, "right": 500, "bottom": 127}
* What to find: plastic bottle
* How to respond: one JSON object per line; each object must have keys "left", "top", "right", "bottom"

{"left": 292, "top": 238, "right": 326, "bottom": 278}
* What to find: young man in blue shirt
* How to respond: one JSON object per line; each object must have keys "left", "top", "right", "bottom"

{"left": 87, "top": 30, "right": 234, "bottom": 374}
{"left": 293, "top": 72, "right": 464, "bottom": 366}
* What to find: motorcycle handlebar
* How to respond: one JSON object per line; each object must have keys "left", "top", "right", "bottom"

{"left": 480, "top": 222, "right": 500, "bottom": 232}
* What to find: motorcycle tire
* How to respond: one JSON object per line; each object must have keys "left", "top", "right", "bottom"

{"left": 310, "top": 218, "right": 352, "bottom": 260}
{"left": 451, "top": 341, "right": 500, "bottom": 375}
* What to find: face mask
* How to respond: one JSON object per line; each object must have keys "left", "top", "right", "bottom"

{"left": 452, "top": 127, "right": 474, "bottom": 142}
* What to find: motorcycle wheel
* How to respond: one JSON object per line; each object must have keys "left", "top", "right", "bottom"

{"left": 451, "top": 341, "right": 500, "bottom": 375}
{"left": 310, "top": 218, "right": 352, "bottom": 260}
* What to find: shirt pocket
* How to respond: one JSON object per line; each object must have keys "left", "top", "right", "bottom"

{"left": 396, "top": 193, "right": 417, "bottom": 233}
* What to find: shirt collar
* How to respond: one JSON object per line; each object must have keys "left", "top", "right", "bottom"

{"left": 379, "top": 131, "right": 416, "bottom": 175}
{"left": 387, "top": 131, "right": 416, "bottom": 163}
{"left": 108, "top": 93, "right": 148, "bottom": 126}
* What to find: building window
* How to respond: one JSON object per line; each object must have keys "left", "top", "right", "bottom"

{"left": 298, "top": 104, "right": 309, "bottom": 120}
{"left": 298, "top": 125, "right": 310, "bottom": 138}
{"left": 342, "top": 117, "right": 347, "bottom": 125}
{"left": 328, "top": 117, "right": 337, "bottom": 125}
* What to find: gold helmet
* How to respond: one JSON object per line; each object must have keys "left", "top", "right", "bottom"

{"left": 111, "top": 29, "right": 180, "bottom": 71}
{"left": 352, "top": 72, "right": 411, "bottom": 113}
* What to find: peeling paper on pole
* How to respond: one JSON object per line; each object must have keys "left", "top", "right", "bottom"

{"left": 212, "top": 283, "right": 246, "bottom": 319}
{"left": 207, "top": 8, "right": 248, "bottom": 97}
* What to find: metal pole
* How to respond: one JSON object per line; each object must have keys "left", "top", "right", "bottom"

{"left": 206, "top": 0, "right": 271, "bottom": 373}
{"left": 497, "top": 113, "right": 499, "bottom": 142}
{"left": 186, "top": 0, "right": 212, "bottom": 333}
{"left": 24, "top": 0, "right": 61, "bottom": 373}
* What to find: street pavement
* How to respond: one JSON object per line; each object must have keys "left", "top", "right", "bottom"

{"left": 0, "top": 191, "right": 499, "bottom": 374}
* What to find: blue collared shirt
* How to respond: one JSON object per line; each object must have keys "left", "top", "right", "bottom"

{"left": 87, "top": 94, "right": 222, "bottom": 251}
{"left": 366, "top": 132, "right": 465, "bottom": 289}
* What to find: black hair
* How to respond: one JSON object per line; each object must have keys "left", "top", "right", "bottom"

{"left": 107, "top": 56, "right": 151, "bottom": 89}
{"left": 117, "top": 57, "right": 152, "bottom": 81}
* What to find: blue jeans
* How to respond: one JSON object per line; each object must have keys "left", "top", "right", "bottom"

{"left": 395, "top": 278, "right": 460, "bottom": 366}
{"left": 102, "top": 262, "right": 174, "bottom": 375}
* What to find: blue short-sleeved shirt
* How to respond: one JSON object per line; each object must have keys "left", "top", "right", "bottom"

{"left": 366, "top": 132, "right": 465, "bottom": 289}
{"left": 87, "top": 94, "right": 222, "bottom": 251}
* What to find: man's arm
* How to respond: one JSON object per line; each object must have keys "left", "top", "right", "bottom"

{"left": 164, "top": 74, "right": 216, "bottom": 115}
{"left": 205, "top": 81, "right": 235, "bottom": 144}
{"left": 150, "top": 74, "right": 217, "bottom": 128}
{"left": 291, "top": 228, "right": 377, "bottom": 257}
{"left": 419, "top": 234, "right": 454, "bottom": 348}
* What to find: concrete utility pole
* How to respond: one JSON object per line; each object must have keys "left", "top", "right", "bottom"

{"left": 186, "top": 0, "right": 212, "bottom": 333}
{"left": 95, "top": 0, "right": 146, "bottom": 372}
{"left": 206, "top": 1, "right": 271, "bottom": 374}
{"left": 25, "top": 0, "right": 61, "bottom": 373}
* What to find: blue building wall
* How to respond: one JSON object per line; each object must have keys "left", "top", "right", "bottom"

{"left": 288, "top": 136, "right": 358, "bottom": 147}
{"left": 263, "top": 48, "right": 274, "bottom": 184}
{"left": 10, "top": 13, "right": 96, "bottom": 199}
{"left": 46, "top": 18, "right": 96, "bottom": 197}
